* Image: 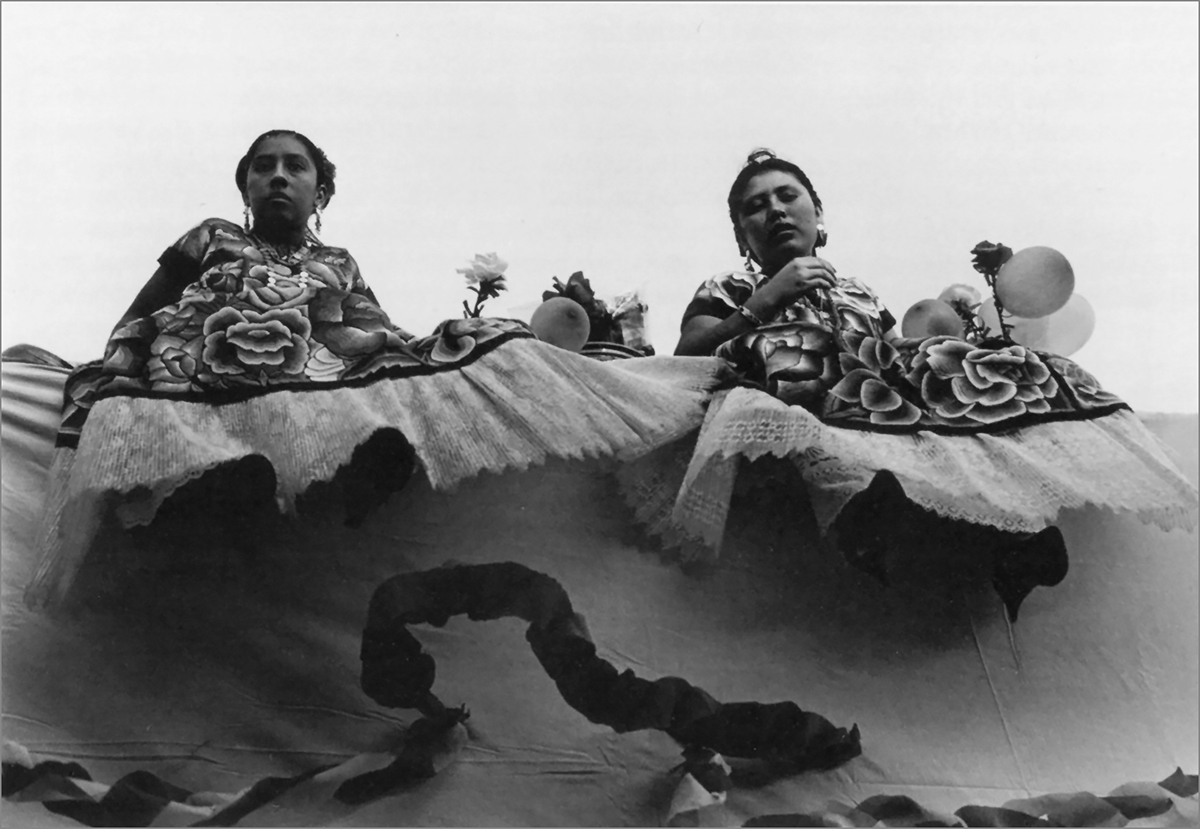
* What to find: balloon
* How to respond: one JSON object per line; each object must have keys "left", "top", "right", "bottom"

{"left": 937, "top": 283, "right": 982, "bottom": 311}
{"left": 530, "top": 297, "right": 590, "bottom": 351}
{"left": 902, "top": 299, "right": 964, "bottom": 338}
{"left": 977, "top": 297, "right": 1050, "bottom": 347}
{"left": 1033, "top": 293, "right": 1096, "bottom": 357}
{"left": 995, "top": 246, "right": 1075, "bottom": 318}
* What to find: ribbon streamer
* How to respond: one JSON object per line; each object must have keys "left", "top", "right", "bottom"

{"left": 359, "top": 562, "right": 862, "bottom": 776}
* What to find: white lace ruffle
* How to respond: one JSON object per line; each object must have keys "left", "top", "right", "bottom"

{"left": 617, "top": 387, "right": 1199, "bottom": 561}
{"left": 25, "top": 342, "right": 731, "bottom": 607}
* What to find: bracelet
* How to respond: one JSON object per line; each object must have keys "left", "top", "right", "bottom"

{"left": 735, "top": 305, "right": 765, "bottom": 327}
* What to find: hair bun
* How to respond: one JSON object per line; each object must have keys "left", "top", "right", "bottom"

{"left": 746, "top": 148, "right": 778, "bottom": 166}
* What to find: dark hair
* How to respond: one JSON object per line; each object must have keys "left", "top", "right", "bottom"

{"left": 727, "top": 149, "right": 822, "bottom": 260}
{"left": 235, "top": 130, "right": 337, "bottom": 204}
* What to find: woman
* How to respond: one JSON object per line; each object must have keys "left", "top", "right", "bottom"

{"left": 664, "top": 149, "right": 1197, "bottom": 618}
{"left": 89, "top": 130, "right": 420, "bottom": 530}
{"left": 29, "top": 130, "right": 725, "bottom": 606}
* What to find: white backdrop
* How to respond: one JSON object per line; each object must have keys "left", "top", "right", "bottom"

{"left": 3, "top": 3, "right": 1196, "bottom": 411}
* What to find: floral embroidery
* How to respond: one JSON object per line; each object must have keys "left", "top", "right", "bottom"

{"left": 201, "top": 307, "right": 312, "bottom": 381}
{"left": 690, "top": 269, "right": 1128, "bottom": 432}
{"left": 58, "top": 219, "right": 538, "bottom": 446}
{"left": 905, "top": 337, "right": 1059, "bottom": 424}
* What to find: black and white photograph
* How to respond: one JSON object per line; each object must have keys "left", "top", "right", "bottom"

{"left": 2, "top": 3, "right": 1197, "bottom": 826}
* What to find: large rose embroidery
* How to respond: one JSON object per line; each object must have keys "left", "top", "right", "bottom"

{"left": 907, "top": 336, "right": 1059, "bottom": 424}
{"left": 828, "top": 331, "right": 922, "bottom": 425}
{"left": 201, "top": 307, "right": 311, "bottom": 379}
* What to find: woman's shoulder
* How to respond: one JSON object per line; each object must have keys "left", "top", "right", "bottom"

{"left": 695, "top": 268, "right": 764, "bottom": 294}
{"left": 832, "top": 274, "right": 885, "bottom": 303}
{"left": 168, "top": 217, "right": 245, "bottom": 250}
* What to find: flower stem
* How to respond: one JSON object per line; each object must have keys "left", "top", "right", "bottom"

{"left": 983, "top": 274, "right": 1014, "bottom": 342}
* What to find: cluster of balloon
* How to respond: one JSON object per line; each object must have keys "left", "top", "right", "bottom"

{"left": 530, "top": 297, "right": 591, "bottom": 351}
{"left": 992, "top": 246, "right": 1094, "bottom": 356}
{"left": 905, "top": 246, "right": 1095, "bottom": 357}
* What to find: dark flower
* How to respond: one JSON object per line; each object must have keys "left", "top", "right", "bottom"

{"left": 200, "top": 262, "right": 245, "bottom": 294}
{"left": 543, "top": 271, "right": 618, "bottom": 342}
{"left": 970, "top": 241, "right": 1014, "bottom": 278}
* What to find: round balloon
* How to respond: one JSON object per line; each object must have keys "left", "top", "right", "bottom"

{"left": 530, "top": 297, "right": 591, "bottom": 351}
{"left": 995, "top": 246, "right": 1075, "bottom": 319}
{"left": 937, "top": 283, "right": 982, "bottom": 311}
{"left": 902, "top": 299, "right": 964, "bottom": 338}
{"left": 977, "top": 298, "right": 1049, "bottom": 347}
{"left": 1037, "top": 293, "right": 1096, "bottom": 357}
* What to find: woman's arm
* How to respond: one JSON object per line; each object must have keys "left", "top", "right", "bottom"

{"left": 675, "top": 312, "right": 760, "bottom": 356}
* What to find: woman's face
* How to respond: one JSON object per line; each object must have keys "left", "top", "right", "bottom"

{"left": 736, "top": 170, "right": 821, "bottom": 273}
{"left": 242, "top": 134, "right": 325, "bottom": 235}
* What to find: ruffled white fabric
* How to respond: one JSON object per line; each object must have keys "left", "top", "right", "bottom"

{"left": 25, "top": 341, "right": 731, "bottom": 606}
{"left": 617, "top": 386, "right": 1200, "bottom": 560}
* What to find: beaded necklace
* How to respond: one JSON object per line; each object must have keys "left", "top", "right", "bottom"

{"left": 247, "top": 229, "right": 322, "bottom": 265}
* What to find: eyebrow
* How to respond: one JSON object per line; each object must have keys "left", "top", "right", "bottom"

{"left": 253, "top": 152, "right": 310, "bottom": 164}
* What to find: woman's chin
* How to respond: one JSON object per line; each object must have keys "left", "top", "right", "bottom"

{"left": 761, "top": 243, "right": 812, "bottom": 272}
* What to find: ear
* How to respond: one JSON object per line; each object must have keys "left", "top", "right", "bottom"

{"left": 314, "top": 185, "right": 329, "bottom": 211}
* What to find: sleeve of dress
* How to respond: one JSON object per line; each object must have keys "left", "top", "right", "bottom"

{"left": 155, "top": 220, "right": 216, "bottom": 286}
{"left": 342, "top": 251, "right": 417, "bottom": 341}
{"left": 679, "top": 271, "right": 757, "bottom": 330}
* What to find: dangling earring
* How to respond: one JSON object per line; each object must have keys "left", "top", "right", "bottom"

{"left": 816, "top": 223, "right": 828, "bottom": 249}
{"left": 243, "top": 204, "right": 252, "bottom": 234}
{"left": 739, "top": 238, "right": 756, "bottom": 273}
{"left": 313, "top": 205, "right": 322, "bottom": 236}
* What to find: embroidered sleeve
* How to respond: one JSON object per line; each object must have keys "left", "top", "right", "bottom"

{"left": 832, "top": 277, "right": 897, "bottom": 336}
{"left": 680, "top": 271, "right": 759, "bottom": 330}
{"left": 156, "top": 218, "right": 243, "bottom": 285}
{"left": 332, "top": 250, "right": 416, "bottom": 341}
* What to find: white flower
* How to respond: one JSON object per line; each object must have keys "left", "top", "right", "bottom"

{"left": 456, "top": 252, "right": 509, "bottom": 285}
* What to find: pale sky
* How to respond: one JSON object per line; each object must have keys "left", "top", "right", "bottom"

{"left": 3, "top": 3, "right": 1197, "bottom": 411}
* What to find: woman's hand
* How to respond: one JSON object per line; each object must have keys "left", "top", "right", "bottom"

{"left": 745, "top": 256, "right": 837, "bottom": 319}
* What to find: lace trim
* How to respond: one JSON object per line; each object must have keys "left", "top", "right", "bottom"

{"left": 26, "top": 345, "right": 730, "bottom": 607}
{"left": 618, "top": 387, "right": 1199, "bottom": 557}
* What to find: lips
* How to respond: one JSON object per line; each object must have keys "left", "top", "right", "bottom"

{"left": 267, "top": 193, "right": 292, "bottom": 203}
{"left": 768, "top": 224, "right": 798, "bottom": 239}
